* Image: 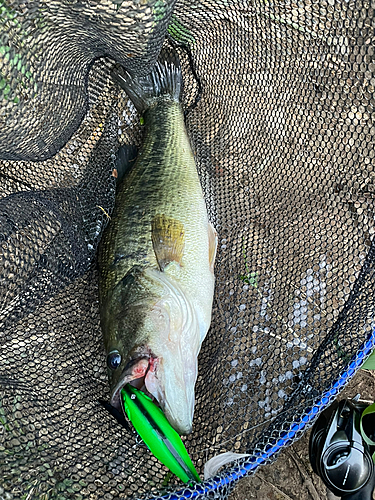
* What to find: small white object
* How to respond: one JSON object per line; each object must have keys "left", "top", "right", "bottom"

{"left": 204, "top": 452, "right": 251, "bottom": 480}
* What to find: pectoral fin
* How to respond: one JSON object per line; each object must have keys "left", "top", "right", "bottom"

{"left": 208, "top": 222, "right": 218, "bottom": 273}
{"left": 151, "top": 214, "right": 185, "bottom": 271}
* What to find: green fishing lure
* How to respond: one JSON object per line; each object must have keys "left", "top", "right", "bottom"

{"left": 121, "top": 384, "right": 201, "bottom": 483}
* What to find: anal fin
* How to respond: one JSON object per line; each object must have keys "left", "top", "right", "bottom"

{"left": 151, "top": 214, "right": 185, "bottom": 271}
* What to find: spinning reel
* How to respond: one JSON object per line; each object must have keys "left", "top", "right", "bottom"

{"left": 309, "top": 398, "right": 375, "bottom": 499}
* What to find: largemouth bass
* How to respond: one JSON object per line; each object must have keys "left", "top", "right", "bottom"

{"left": 98, "top": 48, "right": 217, "bottom": 435}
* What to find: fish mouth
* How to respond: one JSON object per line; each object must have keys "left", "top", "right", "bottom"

{"left": 109, "top": 348, "right": 196, "bottom": 435}
{"left": 110, "top": 356, "right": 155, "bottom": 411}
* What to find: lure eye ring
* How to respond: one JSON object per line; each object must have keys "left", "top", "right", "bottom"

{"left": 107, "top": 350, "right": 122, "bottom": 370}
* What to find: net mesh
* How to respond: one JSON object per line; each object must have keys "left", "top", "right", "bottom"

{"left": 1, "top": 0, "right": 375, "bottom": 499}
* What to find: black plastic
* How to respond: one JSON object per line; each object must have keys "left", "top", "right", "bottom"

{"left": 99, "top": 399, "right": 131, "bottom": 431}
{"left": 309, "top": 399, "right": 375, "bottom": 499}
{"left": 341, "top": 472, "right": 375, "bottom": 500}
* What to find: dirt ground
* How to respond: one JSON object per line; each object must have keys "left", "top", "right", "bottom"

{"left": 228, "top": 369, "right": 375, "bottom": 500}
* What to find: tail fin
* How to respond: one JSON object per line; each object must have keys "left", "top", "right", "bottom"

{"left": 112, "top": 48, "right": 182, "bottom": 114}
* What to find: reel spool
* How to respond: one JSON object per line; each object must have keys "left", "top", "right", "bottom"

{"left": 309, "top": 399, "right": 375, "bottom": 499}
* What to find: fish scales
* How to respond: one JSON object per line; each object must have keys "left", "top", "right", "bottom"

{"left": 99, "top": 102, "right": 208, "bottom": 296}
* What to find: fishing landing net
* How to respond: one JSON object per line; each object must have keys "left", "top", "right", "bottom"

{"left": 1, "top": 0, "right": 375, "bottom": 499}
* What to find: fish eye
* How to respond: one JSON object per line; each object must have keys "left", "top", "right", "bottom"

{"left": 107, "top": 350, "right": 122, "bottom": 370}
